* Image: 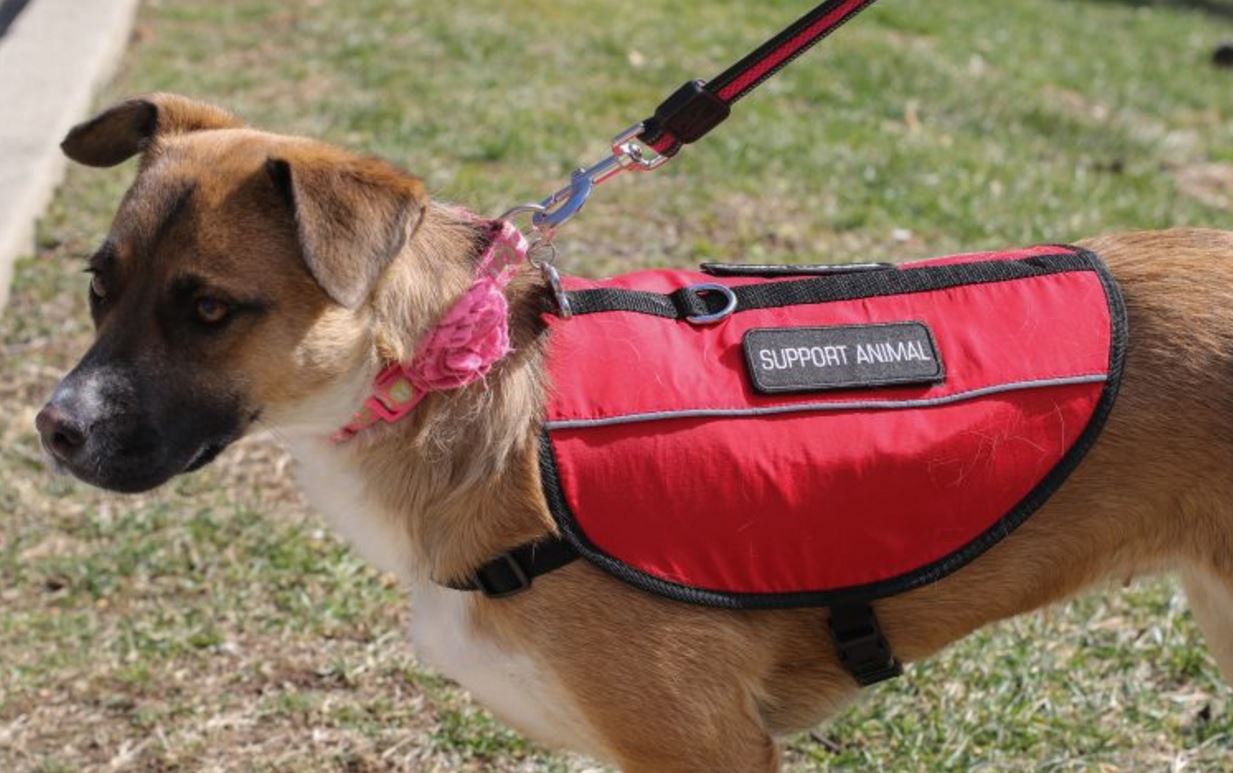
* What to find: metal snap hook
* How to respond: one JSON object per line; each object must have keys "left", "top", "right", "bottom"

{"left": 532, "top": 169, "right": 595, "bottom": 236}
{"left": 684, "top": 283, "right": 737, "bottom": 324}
{"left": 519, "top": 122, "right": 671, "bottom": 241}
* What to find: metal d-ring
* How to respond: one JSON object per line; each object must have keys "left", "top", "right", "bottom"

{"left": 541, "top": 262, "right": 572, "bottom": 319}
{"left": 684, "top": 283, "right": 737, "bottom": 324}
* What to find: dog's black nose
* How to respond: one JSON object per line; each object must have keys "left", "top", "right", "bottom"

{"left": 36, "top": 402, "right": 87, "bottom": 462}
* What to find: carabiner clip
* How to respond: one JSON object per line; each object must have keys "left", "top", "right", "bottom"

{"left": 532, "top": 170, "right": 595, "bottom": 238}
{"left": 524, "top": 122, "right": 669, "bottom": 241}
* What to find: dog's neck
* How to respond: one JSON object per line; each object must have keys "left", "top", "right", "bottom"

{"left": 321, "top": 204, "right": 556, "bottom": 584}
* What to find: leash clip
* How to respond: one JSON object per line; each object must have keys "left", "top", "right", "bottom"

{"left": 529, "top": 122, "right": 669, "bottom": 240}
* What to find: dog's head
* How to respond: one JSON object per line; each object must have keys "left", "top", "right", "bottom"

{"left": 35, "top": 94, "right": 432, "bottom": 492}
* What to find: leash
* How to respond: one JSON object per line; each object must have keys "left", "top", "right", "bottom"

{"left": 503, "top": 0, "right": 882, "bottom": 245}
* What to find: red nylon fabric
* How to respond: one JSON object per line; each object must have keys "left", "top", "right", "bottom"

{"left": 540, "top": 248, "right": 1118, "bottom": 600}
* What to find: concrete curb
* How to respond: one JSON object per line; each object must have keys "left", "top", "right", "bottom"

{"left": 0, "top": 0, "right": 140, "bottom": 313}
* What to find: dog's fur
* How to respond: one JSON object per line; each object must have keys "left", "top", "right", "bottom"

{"left": 36, "top": 94, "right": 1233, "bottom": 771}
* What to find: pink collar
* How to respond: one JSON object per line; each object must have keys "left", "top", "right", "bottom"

{"left": 332, "top": 218, "right": 529, "bottom": 443}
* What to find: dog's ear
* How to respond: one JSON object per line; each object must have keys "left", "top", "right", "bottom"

{"left": 265, "top": 150, "right": 427, "bottom": 309}
{"left": 61, "top": 93, "right": 243, "bottom": 167}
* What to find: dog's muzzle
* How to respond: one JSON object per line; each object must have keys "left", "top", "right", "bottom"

{"left": 35, "top": 365, "right": 244, "bottom": 493}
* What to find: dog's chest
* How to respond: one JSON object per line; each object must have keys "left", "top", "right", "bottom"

{"left": 408, "top": 582, "right": 607, "bottom": 756}
{"left": 284, "top": 434, "right": 416, "bottom": 577}
{"left": 282, "top": 435, "right": 604, "bottom": 756}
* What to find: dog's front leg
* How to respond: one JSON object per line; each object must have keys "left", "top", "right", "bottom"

{"left": 1183, "top": 564, "right": 1233, "bottom": 681}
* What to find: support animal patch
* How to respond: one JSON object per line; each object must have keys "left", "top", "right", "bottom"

{"left": 743, "top": 322, "right": 944, "bottom": 393}
{"left": 537, "top": 246, "right": 1126, "bottom": 608}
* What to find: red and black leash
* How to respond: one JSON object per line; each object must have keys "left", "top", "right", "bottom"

{"left": 638, "top": 0, "right": 882, "bottom": 157}
{"left": 512, "top": 0, "right": 883, "bottom": 237}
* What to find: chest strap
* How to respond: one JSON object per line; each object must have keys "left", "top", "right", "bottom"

{"left": 442, "top": 536, "right": 580, "bottom": 599}
{"left": 443, "top": 537, "right": 901, "bottom": 686}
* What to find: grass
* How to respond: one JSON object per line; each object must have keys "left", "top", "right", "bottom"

{"left": 2, "top": 0, "right": 1233, "bottom": 769}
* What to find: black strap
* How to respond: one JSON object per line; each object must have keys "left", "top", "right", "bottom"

{"left": 699, "top": 261, "right": 893, "bottom": 278}
{"left": 443, "top": 536, "right": 580, "bottom": 599}
{"left": 561, "top": 252, "right": 1095, "bottom": 320}
{"left": 829, "top": 603, "right": 902, "bottom": 686}
{"left": 444, "top": 532, "right": 902, "bottom": 690}
{"left": 639, "top": 0, "right": 882, "bottom": 156}
{"left": 448, "top": 541, "right": 902, "bottom": 687}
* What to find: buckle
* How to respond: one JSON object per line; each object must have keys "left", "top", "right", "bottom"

{"left": 829, "top": 604, "right": 903, "bottom": 687}
{"left": 470, "top": 552, "right": 532, "bottom": 599}
{"left": 838, "top": 627, "right": 902, "bottom": 686}
{"left": 851, "top": 657, "right": 903, "bottom": 686}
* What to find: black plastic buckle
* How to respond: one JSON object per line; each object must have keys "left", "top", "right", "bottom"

{"left": 643, "top": 79, "right": 731, "bottom": 146}
{"left": 829, "top": 603, "right": 903, "bottom": 687}
{"left": 470, "top": 552, "right": 532, "bottom": 599}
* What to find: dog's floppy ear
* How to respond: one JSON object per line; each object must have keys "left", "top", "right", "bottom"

{"left": 61, "top": 93, "right": 243, "bottom": 167}
{"left": 265, "top": 150, "right": 427, "bottom": 309}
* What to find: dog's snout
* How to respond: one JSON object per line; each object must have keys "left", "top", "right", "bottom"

{"left": 35, "top": 371, "right": 118, "bottom": 466}
{"left": 36, "top": 401, "right": 88, "bottom": 462}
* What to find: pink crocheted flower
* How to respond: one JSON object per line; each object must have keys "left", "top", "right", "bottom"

{"left": 332, "top": 217, "right": 528, "bottom": 443}
{"left": 410, "top": 277, "right": 512, "bottom": 392}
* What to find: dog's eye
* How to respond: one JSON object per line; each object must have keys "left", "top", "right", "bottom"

{"left": 195, "top": 296, "right": 230, "bottom": 324}
{"left": 88, "top": 272, "right": 106, "bottom": 300}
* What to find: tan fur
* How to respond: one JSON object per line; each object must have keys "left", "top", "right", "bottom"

{"left": 56, "top": 96, "right": 1233, "bottom": 771}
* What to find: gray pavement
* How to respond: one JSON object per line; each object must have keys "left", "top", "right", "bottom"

{"left": 0, "top": 0, "right": 139, "bottom": 312}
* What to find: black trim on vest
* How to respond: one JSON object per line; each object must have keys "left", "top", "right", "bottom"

{"left": 536, "top": 246, "right": 1128, "bottom": 609}
{"left": 563, "top": 251, "right": 1093, "bottom": 320}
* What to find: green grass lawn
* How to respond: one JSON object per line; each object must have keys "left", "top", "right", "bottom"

{"left": 3, "top": 0, "right": 1233, "bottom": 769}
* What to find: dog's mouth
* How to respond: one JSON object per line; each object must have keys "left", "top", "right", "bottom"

{"left": 41, "top": 414, "right": 254, "bottom": 494}
{"left": 183, "top": 439, "right": 229, "bottom": 473}
{"left": 181, "top": 409, "right": 260, "bottom": 473}
{"left": 46, "top": 434, "right": 240, "bottom": 493}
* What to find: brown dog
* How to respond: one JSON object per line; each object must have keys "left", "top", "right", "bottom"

{"left": 36, "top": 94, "right": 1233, "bottom": 771}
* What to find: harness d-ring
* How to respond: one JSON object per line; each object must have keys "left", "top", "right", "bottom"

{"left": 684, "top": 283, "right": 737, "bottom": 324}
{"left": 542, "top": 262, "right": 572, "bottom": 318}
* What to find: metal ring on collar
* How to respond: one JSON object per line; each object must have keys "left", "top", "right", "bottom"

{"left": 498, "top": 202, "right": 548, "bottom": 222}
{"left": 684, "top": 283, "right": 737, "bottom": 324}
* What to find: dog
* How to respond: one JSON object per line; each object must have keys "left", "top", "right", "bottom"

{"left": 35, "top": 93, "right": 1233, "bottom": 771}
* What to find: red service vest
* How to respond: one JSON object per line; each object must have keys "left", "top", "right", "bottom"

{"left": 538, "top": 245, "right": 1125, "bottom": 608}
